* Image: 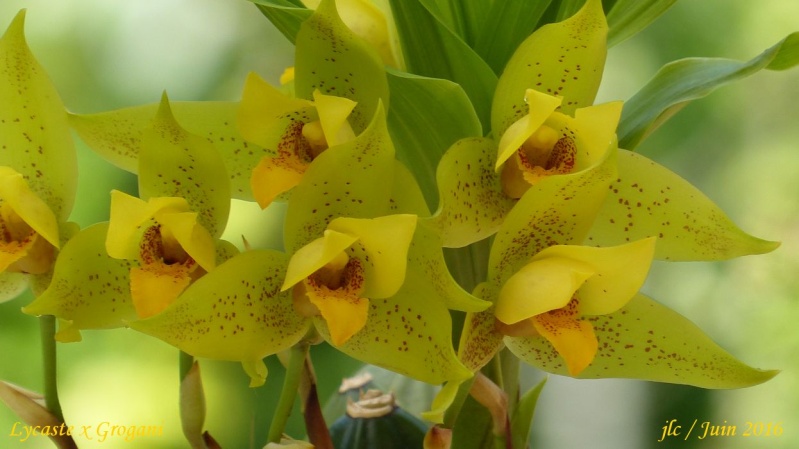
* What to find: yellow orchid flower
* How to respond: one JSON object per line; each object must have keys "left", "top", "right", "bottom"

{"left": 0, "top": 167, "right": 60, "bottom": 275}
{"left": 238, "top": 72, "right": 358, "bottom": 209}
{"left": 282, "top": 214, "right": 416, "bottom": 346}
{"left": 106, "top": 190, "right": 216, "bottom": 319}
{"left": 494, "top": 238, "right": 656, "bottom": 375}
{"left": 495, "top": 89, "right": 621, "bottom": 199}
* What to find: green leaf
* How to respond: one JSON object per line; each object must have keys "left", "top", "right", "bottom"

{"left": 130, "top": 250, "right": 310, "bottom": 370}
{"left": 606, "top": 0, "right": 677, "bottom": 47}
{"left": 386, "top": 69, "right": 482, "bottom": 210}
{"left": 22, "top": 223, "right": 136, "bottom": 342}
{"left": 425, "top": 137, "right": 515, "bottom": 248}
{"left": 584, "top": 150, "right": 778, "bottom": 261}
{"left": 436, "top": 0, "right": 494, "bottom": 47}
{"left": 388, "top": 0, "right": 497, "bottom": 130}
{"left": 0, "top": 10, "right": 77, "bottom": 222}
{"left": 283, "top": 104, "right": 395, "bottom": 252}
{"left": 492, "top": 0, "right": 608, "bottom": 139}
{"left": 250, "top": 0, "right": 312, "bottom": 44}
{"left": 139, "top": 95, "right": 231, "bottom": 239}
{"left": 294, "top": 0, "right": 389, "bottom": 134}
{"left": 472, "top": 0, "right": 553, "bottom": 75}
{"left": 488, "top": 147, "right": 617, "bottom": 287}
{"left": 505, "top": 294, "right": 779, "bottom": 388}
{"left": 619, "top": 32, "right": 799, "bottom": 150}
{"left": 69, "top": 101, "right": 267, "bottom": 201}
{"left": 511, "top": 377, "right": 547, "bottom": 449}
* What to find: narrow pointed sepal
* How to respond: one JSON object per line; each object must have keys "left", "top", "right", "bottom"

{"left": 139, "top": 94, "right": 231, "bottom": 238}
{"left": 585, "top": 149, "right": 780, "bottom": 261}
{"left": 1, "top": 10, "right": 77, "bottom": 221}
{"left": 505, "top": 293, "right": 778, "bottom": 388}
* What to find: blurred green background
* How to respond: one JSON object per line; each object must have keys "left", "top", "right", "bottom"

{"left": 0, "top": 1, "right": 797, "bottom": 448}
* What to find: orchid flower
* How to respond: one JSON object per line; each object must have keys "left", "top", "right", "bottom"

{"left": 0, "top": 10, "right": 77, "bottom": 302}
{"left": 428, "top": 0, "right": 777, "bottom": 263}
{"left": 24, "top": 95, "right": 236, "bottom": 341}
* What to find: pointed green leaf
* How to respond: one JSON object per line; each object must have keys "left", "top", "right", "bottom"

{"left": 505, "top": 294, "right": 779, "bottom": 388}
{"left": 386, "top": 69, "right": 482, "bottom": 210}
{"left": 606, "top": 0, "right": 677, "bottom": 47}
{"left": 388, "top": 0, "right": 497, "bottom": 130}
{"left": 314, "top": 264, "right": 473, "bottom": 385}
{"left": 294, "top": 0, "right": 389, "bottom": 133}
{"left": 284, "top": 104, "right": 395, "bottom": 252}
{"left": 0, "top": 10, "right": 77, "bottom": 221}
{"left": 472, "top": 0, "right": 553, "bottom": 75}
{"left": 69, "top": 101, "right": 267, "bottom": 201}
{"left": 488, "top": 147, "right": 617, "bottom": 287}
{"left": 0, "top": 271, "right": 28, "bottom": 304}
{"left": 511, "top": 377, "right": 547, "bottom": 449}
{"left": 619, "top": 32, "right": 799, "bottom": 150}
{"left": 139, "top": 95, "right": 231, "bottom": 238}
{"left": 250, "top": 0, "right": 312, "bottom": 43}
{"left": 22, "top": 223, "right": 136, "bottom": 341}
{"left": 584, "top": 150, "right": 779, "bottom": 261}
{"left": 430, "top": 0, "right": 493, "bottom": 47}
{"left": 492, "top": 0, "right": 607, "bottom": 138}
{"left": 425, "top": 137, "right": 515, "bottom": 248}
{"left": 130, "top": 250, "right": 310, "bottom": 365}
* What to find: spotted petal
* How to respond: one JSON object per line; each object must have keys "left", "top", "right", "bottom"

{"left": 284, "top": 103, "right": 395, "bottom": 252}
{"left": 139, "top": 94, "right": 231, "bottom": 238}
{"left": 584, "top": 150, "right": 779, "bottom": 261}
{"left": 22, "top": 223, "right": 135, "bottom": 342}
{"left": 492, "top": 0, "right": 607, "bottom": 137}
{"left": 426, "top": 137, "right": 515, "bottom": 248}
{"left": 488, "top": 147, "right": 617, "bottom": 287}
{"left": 130, "top": 250, "right": 311, "bottom": 387}
{"left": 314, "top": 261, "right": 473, "bottom": 385}
{"left": 0, "top": 166, "right": 60, "bottom": 248}
{"left": 505, "top": 293, "right": 778, "bottom": 388}
{"left": 294, "top": 0, "right": 389, "bottom": 133}
{"left": 0, "top": 10, "right": 77, "bottom": 221}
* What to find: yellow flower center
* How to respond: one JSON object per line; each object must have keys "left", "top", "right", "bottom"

{"left": 501, "top": 125, "right": 577, "bottom": 198}
{"left": 293, "top": 253, "right": 369, "bottom": 346}
{"left": 0, "top": 202, "right": 55, "bottom": 274}
{"left": 130, "top": 225, "right": 202, "bottom": 318}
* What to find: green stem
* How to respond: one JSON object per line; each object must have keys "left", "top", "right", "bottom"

{"left": 268, "top": 343, "right": 309, "bottom": 443}
{"left": 40, "top": 315, "right": 64, "bottom": 422}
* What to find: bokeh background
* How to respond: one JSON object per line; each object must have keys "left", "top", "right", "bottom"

{"left": 0, "top": 1, "right": 797, "bottom": 448}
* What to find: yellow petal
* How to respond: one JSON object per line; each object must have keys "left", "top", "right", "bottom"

{"left": 305, "top": 279, "right": 369, "bottom": 346}
{"left": 571, "top": 101, "right": 622, "bottom": 169}
{"left": 156, "top": 211, "right": 217, "bottom": 272}
{"left": 313, "top": 90, "right": 357, "bottom": 147}
{"left": 328, "top": 214, "right": 417, "bottom": 298}
{"left": 496, "top": 90, "right": 562, "bottom": 170}
{"left": 237, "top": 72, "right": 314, "bottom": 148}
{"left": 282, "top": 229, "right": 359, "bottom": 291}
{"left": 106, "top": 190, "right": 189, "bottom": 260}
{"left": 130, "top": 264, "right": 192, "bottom": 319}
{"left": 495, "top": 256, "right": 594, "bottom": 324}
{"left": 532, "top": 238, "right": 656, "bottom": 316}
{"left": 531, "top": 312, "right": 597, "bottom": 376}
{"left": 0, "top": 166, "right": 59, "bottom": 248}
{"left": 0, "top": 238, "right": 31, "bottom": 273}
